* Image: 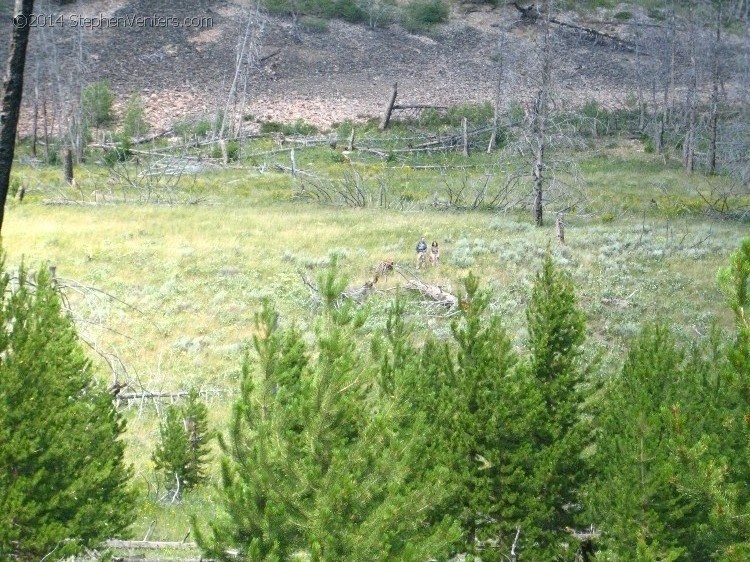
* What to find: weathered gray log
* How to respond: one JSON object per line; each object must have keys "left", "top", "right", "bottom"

{"left": 105, "top": 540, "right": 198, "bottom": 550}
{"left": 404, "top": 279, "right": 458, "bottom": 309}
{"left": 115, "top": 389, "right": 227, "bottom": 402}
{"left": 379, "top": 82, "right": 398, "bottom": 131}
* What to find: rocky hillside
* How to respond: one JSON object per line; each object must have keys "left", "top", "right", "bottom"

{"left": 0, "top": 0, "right": 736, "bottom": 131}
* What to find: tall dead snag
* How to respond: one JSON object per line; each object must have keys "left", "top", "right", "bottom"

{"left": 683, "top": 0, "right": 698, "bottom": 173}
{"left": 488, "top": 31, "right": 509, "bottom": 153}
{"left": 379, "top": 82, "right": 398, "bottom": 131}
{"left": 531, "top": 6, "right": 553, "bottom": 227}
{"left": 707, "top": 0, "right": 723, "bottom": 174}
{"left": 462, "top": 117, "right": 469, "bottom": 157}
{"left": 0, "top": 0, "right": 35, "bottom": 232}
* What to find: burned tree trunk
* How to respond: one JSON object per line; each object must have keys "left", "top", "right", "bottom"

{"left": 63, "top": 148, "right": 74, "bottom": 184}
{"left": 0, "top": 0, "right": 35, "bottom": 232}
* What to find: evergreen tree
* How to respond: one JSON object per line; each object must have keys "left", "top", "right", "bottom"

{"left": 588, "top": 324, "right": 715, "bottom": 560}
{"left": 714, "top": 238, "right": 750, "bottom": 558}
{"left": 0, "top": 261, "right": 135, "bottom": 560}
{"left": 388, "top": 274, "right": 541, "bottom": 560}
{"left": 523, "top": 250, "right": 589, "bottom": 557}
{"left": 197, "top": 267, "right": 457, "bottom": 561}
{"left": 152, "top": 388, "right": 211, "bottom": 497}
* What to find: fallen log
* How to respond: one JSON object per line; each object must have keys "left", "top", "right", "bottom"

{"left": 105, "top": 540, "right": 197, "bottom": 550}
{"left": 115, "top": 389, "right": 228, "bottom": 402}
{"left": 403, "top": 278, "right": 458, "bottom": 310}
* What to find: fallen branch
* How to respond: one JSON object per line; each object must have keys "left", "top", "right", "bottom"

{"left": 403, "top": 278, "right": 459, "bottom": 309}
{"left": 116, "top": 389, "right": 228, "bottom": 402}
{"left": 395, "top": 267, "right": 459, "bottom": 311}
{"left": 105, "top": 540, "right": 198, "bottom": 550}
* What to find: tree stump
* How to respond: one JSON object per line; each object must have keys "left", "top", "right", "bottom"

{"left": 379, "top": 82, "right": 398, "bottom": 131}
{"left": 63, "top": 148, "right": 74, "bottom": 184}
{"left": 556, "top": 213, "right": 565, "bottom": 244}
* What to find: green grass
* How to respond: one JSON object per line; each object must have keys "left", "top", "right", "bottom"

{"left": 3, "top": 135, "right": 746, "bottom": 544}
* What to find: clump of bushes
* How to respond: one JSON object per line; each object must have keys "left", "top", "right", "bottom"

{"left": 82, "top": 80, "right": 115, "bottom": 126}
{"left": 299, "top": 15, "right": 330, "bottom": 32}
{"left": 121, "top": 93, "right": 149, "bottom": 139}
{"left": 265, "top": 0, "right": 365, "bottom": 22}
{"left": 260, "top": 119, "right": 318, "bottom": 136}
{"left": 401, "top": 0, "right": 449, "bottom": 33}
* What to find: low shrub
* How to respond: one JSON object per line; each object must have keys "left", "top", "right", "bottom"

{"left": 82, "top": 80, "right": 115, "bottom": 126}
{"left": 401, "top": 0, "right": 449, "bottom": 33}
{"left": 260, "top": 119, "right": 318, "bottom": 136}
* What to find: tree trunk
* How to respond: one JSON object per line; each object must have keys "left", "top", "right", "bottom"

{"left": 707, "top": 1, "right": 722, "bottom": 174}
{"left": 42, "top": 87, "right": 50, "bottom": 164}
{"left": 32, "top": 60, "right": 39, "bottom": 158}
{"left": 683, "top": 0, "right": 697, "bottom": 174}
{"left": 635, "top": 19, "right": 645, "bottom": 132}
{"left": 556, "top": 213, "right": 565, "bottom": 244}
{"left": 0, "top": 0, "right": 35, "bottom": 232}
{"left": 462, "top": 117, "right": 469, "bottom": 157}
{"left": 379, "top": 82, "right": 398, "bottom": 131}
{"left": 532, "top": 10, "right": 552, "bottom": 228}
{"left": 63, "top": 148, "right": 74, "bottom": 184}
{"left": 488, "top": 32, "right": 506, "bottom": 154}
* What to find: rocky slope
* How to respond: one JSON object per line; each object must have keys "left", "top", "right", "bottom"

{"left": 0, "top": 0, "right": 689, "bottom": 131}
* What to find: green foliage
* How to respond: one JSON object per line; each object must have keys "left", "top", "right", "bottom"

{"left": 121, "top": 93, "right": 150, "bottom": 139}
{"left": 360, "top": 0, "right": 396, "bottom": 29}
{"left": 522, "top": 251, "right": 590, "bottom": 556}
{"left": 264, "top": 0, "right": 365, "bottom": 22}
{"left": 401, "top": 0, "right": 449, "bottom": 33}
{"left": 197, "top": 268, "right": 457, "bottom": 561}
{"left": 211, "top": 140, "right": 241, "bottom": 162}
{"left": 299, "top": 15, "right": 329, "bottom": 32}
{"left": 103, "top": 136, "right": 132, "bottom": 166}
{"left": 0, "top": 259, "right": 135, "bottom": 560}
{"left": 81, "top": 80, "right": 115, "bottom": 127}
{"left": 587, "top": 324, "right": 717, "bottom": 559}
{"left": 377, "top": 275, "right": 561, "bottom": 559}
{"left": 152, "top": 389, "right": 211, "bottom": 497}
{"left": 260, "top": 119, "right": 318, "bottom": 136}
{"left": 9, "top": 174, "right": 21, "bottom": 199}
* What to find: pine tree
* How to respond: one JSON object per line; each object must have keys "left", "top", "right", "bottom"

{"left": 389, "top": 273, "right": 541, "bottom": 560}
{"left": 714, "top": 238, "right": 750, "bottom": 557}
{"left": 523, "top": 250, "right": 589, "bottom": 557}
{"left": 197, "top": 267, "right": 457, "bottom": 561}
{"left": 588, "top": 324, "right": 713, "bottom": 560}
{"left": 0, "top": 261, "right": 135, "bottom": 560}
{"left": 152, "top": 388, "right": 211, "bottom": 497}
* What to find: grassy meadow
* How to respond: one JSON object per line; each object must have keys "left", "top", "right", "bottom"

{"left": 2, "top": 133, "right": 746, "bottom": 545}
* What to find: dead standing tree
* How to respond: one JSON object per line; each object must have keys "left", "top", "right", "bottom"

{"left": 0, "top": 0, "right": 34, "bottom": 232}
{"left": 215, "top": 2, "right": 266, "bottom": 161}
{"left": 530, "top": 4, "right": 554, "bottom": 227}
